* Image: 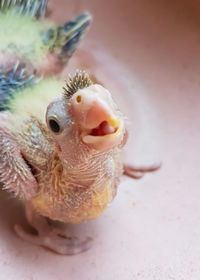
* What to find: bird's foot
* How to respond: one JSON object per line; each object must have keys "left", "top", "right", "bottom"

{"left": 123, "top": 163, "right": 161, "bottom": 179}
{"left": 14, "top": 204, "right": 92, "bottom": 255}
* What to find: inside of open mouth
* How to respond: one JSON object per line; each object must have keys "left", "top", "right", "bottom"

{"left": 90, "top": 121, "right": 118, "bottom": 136}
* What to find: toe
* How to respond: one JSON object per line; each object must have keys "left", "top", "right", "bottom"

{"left": 14, "top": 224, "right": 42, "bottom": 245}
{"left": 43, "top": 235, "right": 93, "bottom": 255}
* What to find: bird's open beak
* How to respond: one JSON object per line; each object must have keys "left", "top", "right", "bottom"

{"left": 71, "top": 84, "right": 125, "bottom": 150}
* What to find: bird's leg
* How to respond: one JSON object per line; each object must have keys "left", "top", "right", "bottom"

{"left": 123, "top": 163, "right": 161, "bottom": 179}
{"left": 14, "top": 203, "right": 92, "bottom": 255}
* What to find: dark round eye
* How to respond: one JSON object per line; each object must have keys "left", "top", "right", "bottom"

{"left": 49, "top": 119, "right": 61, "bottom": 134}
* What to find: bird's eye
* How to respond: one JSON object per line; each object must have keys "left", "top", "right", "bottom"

{"left": 48, "top": 118, "right": 62, "bottom": 134}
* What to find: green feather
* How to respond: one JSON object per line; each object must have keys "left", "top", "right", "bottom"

{"left": 7, "top": 78, "right": 63, "bottom": 121}
{"left": 0, "top": 9, "right": 53, "bottom": 62}
{"left": 0, "top": 9, "right": 92, "bottom": 64}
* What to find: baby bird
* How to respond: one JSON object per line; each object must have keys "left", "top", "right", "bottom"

{"left": 0, "top": 0, "right": 159, "bottom": 255}
{"left": 0, "top": 67, "right": 128, "bottom": 254}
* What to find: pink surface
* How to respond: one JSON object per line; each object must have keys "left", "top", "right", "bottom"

{"left": 0, "top": 0, "right": 200, "bottom": 279}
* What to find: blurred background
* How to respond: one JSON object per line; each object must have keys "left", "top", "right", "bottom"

{"left": 0, "top": 0, "right": 200, "bottom": 279}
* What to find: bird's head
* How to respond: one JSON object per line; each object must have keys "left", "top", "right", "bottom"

{"left": 46, "top": 71, "right": 127, "bottom": 165}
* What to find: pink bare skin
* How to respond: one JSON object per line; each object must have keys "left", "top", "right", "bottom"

{"left": 0, "top": 76, "right": 160, "bottom": 255}
{"left": 0, "top": 112, "right": 38, "bottom": 200}
{"left": 35, "top": 52, "right": 67, "bottom": 77}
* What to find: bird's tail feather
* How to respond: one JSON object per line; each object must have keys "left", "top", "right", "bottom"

{"left": 0, "top": 0, "right": 49, "bottom": 18}
{"left": 43, "top": 12, "right": 92, "bottom": 62}
{"left": 0, "top": 62, "right": 39, "bottom": 111}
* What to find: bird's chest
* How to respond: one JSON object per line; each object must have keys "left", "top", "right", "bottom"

{"left": 31, "top": 177, "right": 115, "bottom": 223}
{"left": 31, "top": 150, "right": 122, "bottom": 223}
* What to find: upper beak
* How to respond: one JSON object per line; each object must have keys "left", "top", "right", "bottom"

{"left": 71, "top": 84, "right": 125, "bottom": 150}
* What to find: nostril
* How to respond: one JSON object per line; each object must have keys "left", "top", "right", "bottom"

{"left": 76, "top": 95, "right": 82, "bottom": 103}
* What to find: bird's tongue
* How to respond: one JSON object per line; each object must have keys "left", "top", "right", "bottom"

{"left": 90, "top": 121, "right": 117, "bottom": 136}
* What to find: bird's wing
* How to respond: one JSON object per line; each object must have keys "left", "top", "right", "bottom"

{"left": 0, "top": 61, "right": 39, "bottom": 111}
